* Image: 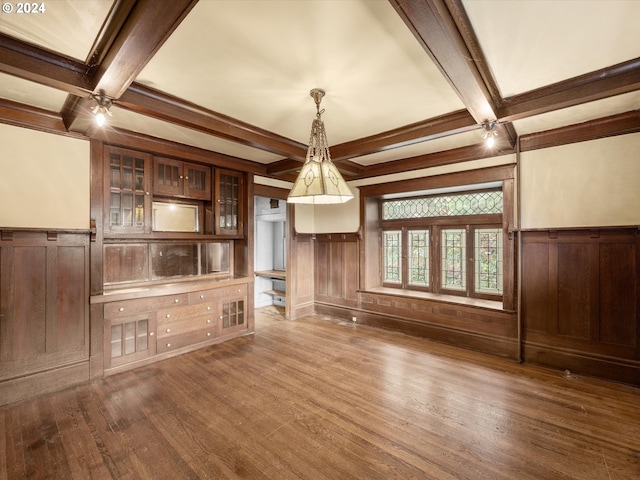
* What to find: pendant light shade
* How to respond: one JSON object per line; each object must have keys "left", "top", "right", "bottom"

{"left": 287, "top": 89, "right": 354, "bottom": 204}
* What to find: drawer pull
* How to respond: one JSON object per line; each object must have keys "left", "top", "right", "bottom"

{"left": 119, "top": 307, "right": 124, "bottom": 312}
{"left": 166, "top": 328, "right": 171, "bottom": 333}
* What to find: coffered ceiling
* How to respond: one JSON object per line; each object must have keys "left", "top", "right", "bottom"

{"left": 1, "top": 0, "right": 639, "bottom": 181}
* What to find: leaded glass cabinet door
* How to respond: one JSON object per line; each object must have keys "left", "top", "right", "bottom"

{"left": 214, "top": 169, "right": 243, "bottom": 236}
{"left": 105, "top": 146, "right": 151, "bottom": 234}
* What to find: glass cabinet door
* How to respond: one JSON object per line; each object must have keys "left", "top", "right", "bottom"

{"left": 215, "top": 169, "right": 243, "bottom": 235}
{"left": 106, "top": 146, "right": 151, "bottom": 233}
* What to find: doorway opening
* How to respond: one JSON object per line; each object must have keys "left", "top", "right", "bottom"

{"left": 254, "top": 196, "right": 287, "bottom": 322}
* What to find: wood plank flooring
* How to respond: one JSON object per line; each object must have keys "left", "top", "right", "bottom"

{"left": 2, "top": 306, "right": 639, "bottom": 479}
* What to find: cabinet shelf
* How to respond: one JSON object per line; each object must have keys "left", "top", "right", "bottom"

{"left": 263, "top": 289, "right": 286, "bottom": 297}
{"left": 255, "top": 270, "right": 286, "bottom": 280}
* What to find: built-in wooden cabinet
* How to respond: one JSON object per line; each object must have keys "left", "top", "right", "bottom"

{"left": 94, "top": 143, "right": 250, "bottom": 376}
{"left": 105, "top": 146, "right": 152, "bottom": 234}
{"left": 101, "top": 283, "right": 248, "bottom": 372}
{"left": 215, "top": 169, "right": 243, "bottom": 236}
{"left": 154, "top": 157, "right": 211, "bottom": 200}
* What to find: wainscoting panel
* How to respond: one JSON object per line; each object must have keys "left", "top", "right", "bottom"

{"left": 521, "top": 228, "right": 640, "bottom": 385}
{"left": 0, "top": 229, "right": 90, "bottom": 405}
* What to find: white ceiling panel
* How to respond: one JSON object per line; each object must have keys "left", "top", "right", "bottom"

{"left": 0, "top": 0, "right": 115, "bottom": 61}
{"left": 135, "top": 0, "right": 465, "bottom": 145}
{"left": 463, "top": 0, "right": 640, "bottom": 97}
{"left": 109, "top": 107, "right": 284, "bottom": 164}
{"left": 0, "top": 72, "right": 68, "bottom": 111}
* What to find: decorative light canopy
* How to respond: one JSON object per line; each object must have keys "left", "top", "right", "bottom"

{"left": 287, "top": 89, "right": 354, "bottom": 204}
{"left": 481, "top": 121, "right": 498, "bottom": 148}
{"left": 91, "top": 91, "right": 112, "bottom": 127}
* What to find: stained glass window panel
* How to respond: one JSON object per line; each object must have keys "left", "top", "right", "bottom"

{"left": 382, "top": 191, "right": 503, "bottom": 220}
{"left": 475, "top": 228, "right": 503, "bottom": 294}
{"left": 383, "top": 230, "right": 402, "bottom": 283}
{"left": 441, "top": 229, "right": 466, "bottom": 291}
{"left": 408, "top": 229, "right": 429, "bottom": 287}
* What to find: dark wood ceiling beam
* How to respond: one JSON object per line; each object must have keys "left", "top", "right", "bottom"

{"left": 92, "top": 0, "right": 198, "bottom": 99}
{"left": 390, "top": 0, "right": 497, "bottom": 124}
{"left": 266, "top": 110, "right": 477, "bottom": 177}
{"left": 0, "top": 97, "right": 84, "bottom": 138}
{"left": 499, "top": 58, "right": 640, "bottom": 122}
{"left": 0, "top": 34, "right": 92, "bottom": 97}
{"left": 119, "top": 83, "right": 308, "bottom": 161}
{"left": 519, "top": 110, "right": 640, "bottom": 152}
{"left": 330, "top": 110, "right": 478, "bottom": 162}
{"left": 359, "top": 143, "right": 514, "bottom": 180}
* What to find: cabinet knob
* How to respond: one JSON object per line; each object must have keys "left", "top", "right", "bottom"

{"left": 174, "top": 299, "right": 180, "bottom": 303}
{"left": 166, "top": 314, "right": 171, "bottom": 318}
{"left": 200, "top": 294, "right": 205, "bottom": 299}
{"left": 206, "top": 332, "right": 211, "bottom": 337}
{"left": 166, "top": 328, "right": 171, "bottom": 333}
{"left": 166, "top": 343, "right": 171, "bottom": 348}
{"left": 207, "top": 306, "right": 211, "bottom": 311}
{"left": 179, "top": 175, "right": 184, "bottom": 179}
{"left": 238, "top": 289, "right": 242, "bottom": 293}
{"left": 149, "top": 332, "right": 154, "bottom": 336}
{"left": 206, "top": 319, "right": 211, "bottom": 324}
{"left": 119, "top": 307, "right": 124, "bottom": 312}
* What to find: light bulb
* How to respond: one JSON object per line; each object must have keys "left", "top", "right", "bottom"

{"left": 486, "top": 135, "right": 495, "bottom": 148}
{"left": 96, "top": 111, "right": 106, "bottom": 127}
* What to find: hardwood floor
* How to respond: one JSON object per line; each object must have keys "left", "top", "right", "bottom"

{"left": 2, "top": 306, "right": 639, "bottom": 479}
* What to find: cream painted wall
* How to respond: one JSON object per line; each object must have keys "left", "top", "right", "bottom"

{"left": 520, "top": 133, "right": 640, "bottom": 229}
{"left": 0, "top": 124, "right": 90, "bottom": 229}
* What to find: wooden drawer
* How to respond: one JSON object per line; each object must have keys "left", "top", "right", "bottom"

{"left": 105, "top": 293, "right": 188, "bottom": 319}
{"left": 188, "top": 284, "right": 247, "bottom": 304}
{"left": 156, "top": 328, "right": 216, "bottom": 354}
{"left": 157, "top": 303, "right": 216, "bottom": 324}
{"left": 214, "top": 284, "right": 247, "bottom": 300}
{"left": 157, "top": 315, "right": 216, "bottom": 338}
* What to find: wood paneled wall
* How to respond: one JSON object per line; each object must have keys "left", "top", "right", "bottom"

{"left": 314, "top": 226, "right": 640, "bottom": 384}
{"left": 314, "top": 232, "right": 518, "bottom": 360}
{"left": 521, "top": 228, "right": 640, "bottom": 385}
{"left": 0, "top": 229, "right": 90, "bottom": 405}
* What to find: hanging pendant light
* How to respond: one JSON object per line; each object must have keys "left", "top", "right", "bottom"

{"left": 287, "top": 89, "right": 354, "bottom": 204}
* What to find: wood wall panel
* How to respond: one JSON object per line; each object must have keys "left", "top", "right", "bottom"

{"left": 315, "top": 234, "right": 359, "bottom": 309}
{"left": 0, "top": 230, "right": 90, "bottom": 405}
{"left": 557, "top": 243, "right": 591, "bottom": 339}
{"left": 56, "top": 246, "right": 88, "bottom": 350}
{"left": 599, "top": 242, "right": 636, "bottom": 346}
{"left": 521, "top": 242, "right": 550, "bottom": 333}
{"left": 521, "top": 228, "right": 640, "bottom": 385}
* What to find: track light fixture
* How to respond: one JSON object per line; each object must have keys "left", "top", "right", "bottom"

{"left": 91, "top": 91, "right": 112, "bottom": 127}
{"left": 481, "top": 121, "right": 499, "bottom": 148}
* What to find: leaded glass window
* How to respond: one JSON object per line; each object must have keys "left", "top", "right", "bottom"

{"left": 475, "top": 228, "right": 503, "bottom": 294}
{"left": 383, "top": 230, "right": 402, "bottom": 283}
{"left": 441, "top": 229, "right": 466, "bottom": 291}
{"left": 408, "top": 229, "right": 429, "bottom": 287}
{"left": 382, "top": 191, "right": 503, "bottom": 220}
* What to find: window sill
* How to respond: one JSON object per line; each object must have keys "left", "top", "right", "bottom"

{"left": 363, "top": 286, "right": 508, "bottom": 312}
